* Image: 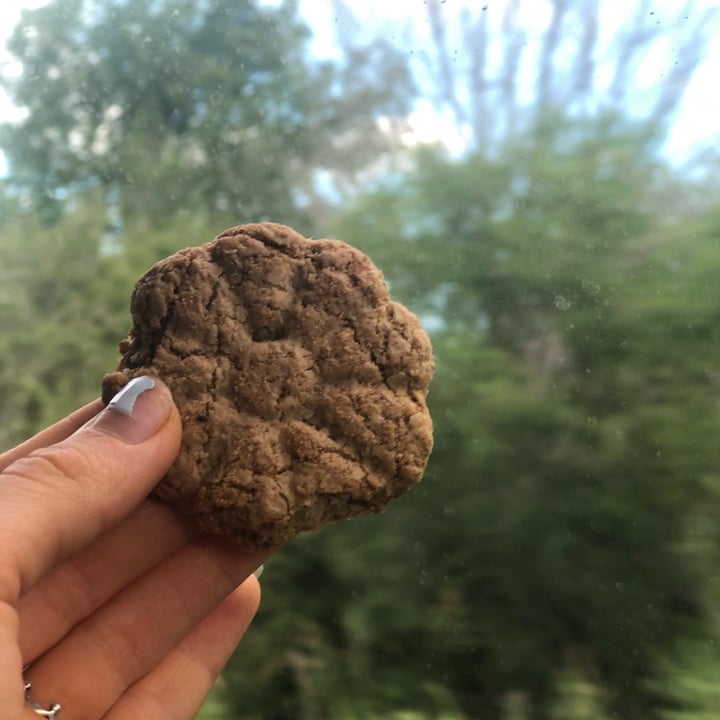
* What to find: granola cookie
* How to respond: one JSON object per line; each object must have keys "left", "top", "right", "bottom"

{"left": 102, "top": 223, "right": 434, "bottom": 550}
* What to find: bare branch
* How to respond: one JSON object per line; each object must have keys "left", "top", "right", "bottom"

{"left": 608, "top": 0, "right": 657, "bottom": 103}
{"left": 331, "top": 0, "right": 361, "bottom": 55}
{"left": 651, "top": 5, "right": 717, "bottom": 124}
{"left": 573, "top": 0, "right": 599, "bottom": 109}
{"left": 537, "top": 0, "right": 570, "bottom": 109}
{"left": 465, "top": 5, "right": 489, "bottom": 148}
{"left": 500, "top": 0, "right": 526, "bottom": 139}
{"left": 426, "top": 0, "right": 465, "bottom": 126}
{"left": 390, "top": 0, "right": 714, "bottom": 155}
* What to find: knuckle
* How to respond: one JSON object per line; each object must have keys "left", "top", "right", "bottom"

{"left": 10, "top": 442, "right": 100, "bottom": 493}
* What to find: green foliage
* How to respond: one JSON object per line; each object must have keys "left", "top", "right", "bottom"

{"left": 0, "top": 207, "right": 224, "bottom": 449}
{"left": 0, "top": 200, "right": 117, "bottom": 443}
{"left": 646, "top": 628, "right": 720, "bottom": 720}
{"left": 263, "top": 114, "right": 720, "bottom": 719}
{"left": 550, "top": 671, "right": 612, "bottom": 720}
{"left": 4, "top": 112, "right": 720, "bottom": 720}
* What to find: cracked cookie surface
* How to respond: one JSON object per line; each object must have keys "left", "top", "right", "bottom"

{"left": 102, "top": 222, "right": 434, "bottom": 550}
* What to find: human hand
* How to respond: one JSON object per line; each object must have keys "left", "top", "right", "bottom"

{"left": 0, "top": 377, "right": 267, "bottom": 720}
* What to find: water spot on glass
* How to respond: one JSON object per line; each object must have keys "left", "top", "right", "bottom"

{"left": 587, "top": 416, "right": 598, "bottom": 426}
{"left": 582, "top": 278, "right": 600, "bottom": 295}
{"left": 615, "top": 582, "right": 624, "bottom": 591}
{"left": 554, "top": 295, "right": 571, "bottom": 311}
{"left": 616, "top": 430, "right": 625, "bottom": 440}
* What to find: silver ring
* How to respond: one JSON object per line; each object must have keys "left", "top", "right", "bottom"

{"left": 24, "top": 681, "right": 62, "bottom": 718}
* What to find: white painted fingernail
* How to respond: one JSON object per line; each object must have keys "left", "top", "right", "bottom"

{"left": 107, "top": 376, "right": 156, "bottom": 416}
{"left": 90, "top": 376, "right": 172, "bottom": 445}
{"left": 253, "top": 565, "right": 264, "bottom": 580}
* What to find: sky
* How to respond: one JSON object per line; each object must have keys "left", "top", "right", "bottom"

{"left": 300, "top": 0, "right": 720, "bottom": 162}
{"left": 0, "top": 0, "right": 718, "bottom": 167}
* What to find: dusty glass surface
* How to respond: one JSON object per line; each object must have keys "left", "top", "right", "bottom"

{"left": 2, "top": 1, "right": 720, "bottom": 718}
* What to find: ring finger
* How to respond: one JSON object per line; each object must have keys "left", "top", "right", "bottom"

{"left": 18, "top": 499, "right": 196, "bottom": 663}
{"left": 106, "top": 577, "right": 260, "bottom": 720}
{"left": 23, "top": 538, "right": 266, "bottom": 720}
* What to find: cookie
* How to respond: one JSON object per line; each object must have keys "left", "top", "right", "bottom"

{"left": 102, "top": 223, "right": 434, "bottom": 550}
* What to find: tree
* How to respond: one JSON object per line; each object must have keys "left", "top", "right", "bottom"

{"left": 0, "top": 199, "right": 122, "bottom": 446}
{"left": 0, "top": 0, "right": 412, "bottom": 226}
{"left": 330, "top": 0, "right": 718, "bottom": 158}
{"left": 324, "top": 118, "right": 720, "bottom": 718}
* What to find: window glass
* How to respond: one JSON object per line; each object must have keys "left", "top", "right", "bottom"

{"left": 2, "top": 1, "right": 719, "bottom": 718}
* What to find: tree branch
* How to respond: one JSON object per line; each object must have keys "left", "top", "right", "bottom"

{"left": 500, "top": 0, "right": 525, "bottom": 140}
{"left": 651, "top": 4, "right": 717, "bottom": 124}
{"left": 608, "top": 0, "right": 657, "bottom": 103}
{"left": 573, "top": 0, "right": 599, "bottom": 111}
{"left": 466, "top": 5, "right": 489, "bottom": 148}
{"left": 537, "top": 0, "right": 570, "bottom": 110}
{"left": 426, "top": 0, "right": 465, "bottom": 126}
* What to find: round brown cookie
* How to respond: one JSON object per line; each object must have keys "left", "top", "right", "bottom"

{"left": 102, "top": 222, "right": 434, "bottom": 550}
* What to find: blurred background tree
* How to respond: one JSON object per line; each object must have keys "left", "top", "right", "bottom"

{"left": 0, "top": 0, "right": 413, "bottom": 227}
{"left": 2, "top": 1, "right": 720, "bottom": 719}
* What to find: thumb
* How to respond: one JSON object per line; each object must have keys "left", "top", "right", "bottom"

{"left": 0, "top": 376, "right": 182, "bottom": 603}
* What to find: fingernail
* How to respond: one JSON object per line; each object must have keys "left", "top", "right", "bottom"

{"left": 89, "top": 376, "right": 172, "bottom": 444}
{"left": 108, "top": 376, "right": 156, "bottom": 415}
{"left": 253, "top": 565, "right": 264, "bottom": 580}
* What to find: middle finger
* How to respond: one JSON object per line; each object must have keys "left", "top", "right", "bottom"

{"left": 18, "top": 499, "right": 196, "bottom": 662}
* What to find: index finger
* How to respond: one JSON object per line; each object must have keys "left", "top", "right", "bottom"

{"left": 0, "top": 399, "right": 103, "bottom": 473}
{"left": 0, "top": 377, "right": 181, "bottom": 604}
